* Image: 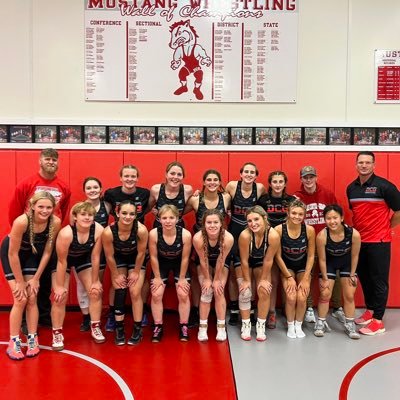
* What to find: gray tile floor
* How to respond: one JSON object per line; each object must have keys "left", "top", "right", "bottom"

{"left": 227, "top": 309, "right": 400, "bottom": 400}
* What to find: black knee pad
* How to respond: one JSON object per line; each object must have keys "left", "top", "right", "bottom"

{"left": 114, "top": 288, "right": 127, "bottom": 316}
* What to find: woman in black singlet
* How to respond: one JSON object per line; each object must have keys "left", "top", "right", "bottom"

{"left": 193, "top": 209, "right": 234, "bottom": 342}
{"left": 148, "top": 161, "right": 193, "bottom": 228}
{"left": 275, "top": 199, "right": 315, "bottom": 339}
{"left": 51, "top": 202, "right": 105, "bottom": 351}
{"left": 1, "top": 191, "right": 61, "bottom": 360}
{"left": 148, "top": 204, "right": 192, "bottom": 343}
{"left": 74, "top": 177, "right": 111, "bottom": 332}
{"left": 102, "top": 200, "right": 148, "bottom": 346}
{"left": 258, "top": 170, "right": 295, "bottom": 329}
{"left": 238, "top": 206, "right": 279, "bottom": 342}
{"left": 314, "top": 204, "right": 361, "bottom": 339}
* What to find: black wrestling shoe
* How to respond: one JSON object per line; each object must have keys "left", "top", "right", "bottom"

{"left": 179, "top": 324, "right": 189, "bottom": 342}
{"left": 188, "top": 307, "right": 199, "bottom": 328}
{"left": 80, "top": 314, "right": 91, "bottom": 332}
{"left": 114, "top": 324, "right": 125, "bottom": 346}
{"left": 127, "top": 324, "right": 143, "bottom": 345}
{"left": 228, "top": 311, "right": 239, "bottom": 326}
{"left": 151, "top": 324, "right": 163, "bottom": 343}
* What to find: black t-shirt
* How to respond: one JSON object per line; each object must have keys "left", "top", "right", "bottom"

{"left": 104, "top": 186, "right": 150, "bottom": 223}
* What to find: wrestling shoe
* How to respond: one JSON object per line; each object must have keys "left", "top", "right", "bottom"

{"left": 179, "top": 324, "right": 189, "bottom": 342}
{"left": 26, "top": 334, "right": 40, "bottom": 358}
{"left": 344, "top": 320, "right": 360, "bottom": 339}
{"left": 52, "top": 329, "right": 64, "bottom": 351}
{"left": 91, "top": 322, "right": 106, "bottom": 344}
{"left": 305, "top": 307, "right": 316, "bottom": 323}
{"left": 256, "top": 320, "right": 267, "bottom": 342}
{"left": 6, "top": 338, "right": 25, "bottom": 360}
{"left": 240, "top": 320, "right": 252, "bottom": 341}
{"left": 151, "top": 324, "right": 163, "bottom": 343}
{"left": 332, "top": 307, "right": 346, "bottom": 324}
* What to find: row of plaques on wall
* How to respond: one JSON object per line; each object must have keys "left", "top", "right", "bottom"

{"left": 1, "top": 125, "right": 400, "bottom": 146}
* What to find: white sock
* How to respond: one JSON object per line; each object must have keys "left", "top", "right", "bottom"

{"left": 287, "top": 321, "right": 296, "bottom": 339}
{"left": 295, "top": 320, "right": 306, "bottom": 338}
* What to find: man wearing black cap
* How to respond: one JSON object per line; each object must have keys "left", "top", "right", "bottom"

{"left": 9, "top": 148, "right": 71, "bottom": 327}
{"left": 294, "top": 165, "right": 343, "bottom": 324}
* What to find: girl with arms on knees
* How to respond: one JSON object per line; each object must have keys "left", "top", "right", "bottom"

{"left": 193, "top": 209, "right": 234, "bottom": 342}
{"left": 149, "top": 205, "right": 192, "bottom": 342}
{"left": 51, "top": 202, "right": 105, "bottom": 350}
{"left": 74, "top": 177, "right": 111, "bottom": 332}
{"left": 238, "top": 206, "right": 280, "bottom": 341}
{"left": 184, "top": 169, "right": 231, "bottom": 327}
{"left": 1, "top": 192, "right": 61, "bottom": 360}
{"left": 257, "top": 170, "right": 295, "bottom": 329}
{"left": 148, "top": 161, "right": 193, "bottom": 228}
{"left": 103, "top": 164, "right": 150, "bottom": 331}
{"left": 314, "top": 205, "right": 361, "bottom": 339}
{"left": 274, "top": 199, "right": 316, "bottom": 339}
{"left": 102, "top": 200, "right": 148, "bottom": 346}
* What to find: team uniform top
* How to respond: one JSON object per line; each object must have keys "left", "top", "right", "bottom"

{"left": 324, "top": 224, "right": 353, "bottom": 278}
{"left": 194, "top": 192, "right": 226, "bottom": 233}
{"left": 229, "top": 181, "right": 258, "bottom": 229}
{"left": 257, "top": 193, "right": 296, "bottom": 227}
{"left": 281, "top": 223, "right": 308, "bottom": 273}
{"left": 1, "top": 216, "right": 51, "bottom": 280}
{"left": 65, "top": 223, "right": 96, "bottom": 272}
{"left": 346, "top": 173, "right": 400, "bottom": 243}
{"left": 157, "top": 226, "right": 184, "bottom": 264}
{"left": 154, "top": 184, "right": 186, "bottom": 227}
{"left": 104, "top": 186, "right": 150, "bottom": 223}
{"left": 247, "top": 229, "right": 270, "bottom": 268}
{"left": 94, "top": 200, "right": 109, "bottom": 227}
{"left": 204, "top": 239, "right": 229, "bottom": 269}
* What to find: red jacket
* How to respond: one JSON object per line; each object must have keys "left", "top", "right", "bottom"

{"left": 293, "top": 184, "right": 337, "bottom": 234}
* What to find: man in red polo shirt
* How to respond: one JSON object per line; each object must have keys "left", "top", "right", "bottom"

{"left": 347, "top": 151, "right": 400, "bottom": 335}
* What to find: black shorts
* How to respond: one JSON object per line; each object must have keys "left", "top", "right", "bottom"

{"left": 152, "top": 259, "right": 190, "bottom": 283}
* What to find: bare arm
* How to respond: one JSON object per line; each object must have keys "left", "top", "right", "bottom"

{"left": 54, "top": 227, "right": 73, "bottom": 302}
{"left": 390, "top": 210, "right": 400, "bottom": 229}
{"left": 349, "top": 228, "right": 361, "bottom": 287}
{"left": 146, "top": 184, "right": 160, "bottom": 215}
{"left": 128, "top": 223, "right": 149, "bottom": 287}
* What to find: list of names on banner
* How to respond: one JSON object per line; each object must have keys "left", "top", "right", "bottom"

{"left": 85, "top": 0, "right": 298, "bottom": 103}
{"left": 375, "top": 50, "right": 400, "bottom": 103}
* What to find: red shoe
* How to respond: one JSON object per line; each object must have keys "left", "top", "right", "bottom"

{"left": 359, "top": 319, "right": 385, "bottom": 336}
{"left": 355, "top": 310, "right": 373, "bottom": 325}
{"left": 174, "top": 86, "right": 188, "bottom": 96}
{"left": 193, "top": 87, "right": 204, "bottom": 100}
{"left": 267, "top": 311, "right": 277, "bottom": 329}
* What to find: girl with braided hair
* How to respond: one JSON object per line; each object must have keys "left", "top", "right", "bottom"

{"left": 274, "top": 199, "right": 316, "bottom": 339}
{"left": 238, "top": 206, "right": 280, "bottom": 342}
{"left": 102, "top": 200, "right": 148, "bottom": 346}
{"left": 192, "top": 209, "right": 234, "bottom": 342}
{"left": 1, "top": 191, "right": 61, "bottom": 360}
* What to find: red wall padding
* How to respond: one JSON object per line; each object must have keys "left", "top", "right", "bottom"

{"left": 1, "top": 149, "right": 400, "bottom": 308}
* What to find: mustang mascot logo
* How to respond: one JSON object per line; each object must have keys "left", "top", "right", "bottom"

{"left": 169, "top": 20, "right": 212, "bottom": 100}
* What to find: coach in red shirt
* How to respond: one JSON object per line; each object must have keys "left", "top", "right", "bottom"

{"left": 8, "top": 148, "right": 71, "bottom": 327}
{"left": 347, "top": 151, "right": 400, "bottom": 335}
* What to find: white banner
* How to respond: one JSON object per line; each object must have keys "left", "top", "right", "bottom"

{"left": 85, "top": 0, "right": 298, "bottom": 102}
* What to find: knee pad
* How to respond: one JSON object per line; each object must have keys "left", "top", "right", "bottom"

{"left": 114, "top": 288, "right": 127, "bottom": 316}
{"left": 200, "top": 288, "right": 214, "bottom": 304}
{"left": 76, "top": 280, "right": 89, "bottom": 309}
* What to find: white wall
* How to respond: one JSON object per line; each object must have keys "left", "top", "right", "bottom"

{"left": 0, "top": 0, "right": 399, "bottom": 126}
